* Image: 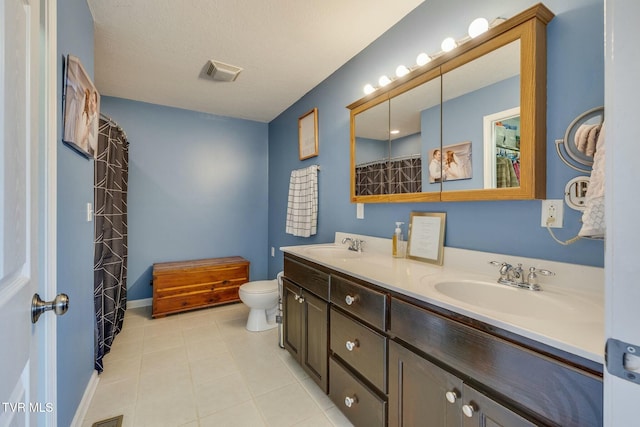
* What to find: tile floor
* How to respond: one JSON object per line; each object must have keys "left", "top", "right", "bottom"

{"left": 82, "top": 303, "right": 354, "bottom": 427}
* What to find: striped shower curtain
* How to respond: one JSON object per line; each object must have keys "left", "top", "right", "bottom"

{"left": 94, "top": 116, "right": 129, "bottom": 372}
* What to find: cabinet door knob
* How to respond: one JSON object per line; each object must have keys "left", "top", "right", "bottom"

{"left": 298, "top": 296, "right": 305, "bottom": 303}
{"left": 344, "top": 395, "right": 358, "bottom": 408}
{"left": 445, "top": 390, "right": 459, "bottom": 403}
{"left": 345, "top": 339, "right": 359, "bottom": 351}
{"left": 345, "top": 294, "right": 357, "bottom": 305}
{"left": 462, "top": 403, "right": 476, "bottom": 418}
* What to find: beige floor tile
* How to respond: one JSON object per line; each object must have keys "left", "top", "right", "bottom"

{"left": 134, "top": 392, "right": 198, "bottom": 427}
{"left": 83, "top": 303, "right": 355, "bottom": 427}
{"left": 199, "top": 400, "right": 266, "bottom": 427}
{"left": 140, "top": 346, "right": 189, "bottom": 376}
{"left": 194, "top": 372, "right": 252, "bottom": 418}
{"left": 99, "top": 354, "right": 142, "bottom": 385}
{"left": 106, "top": 337, "right": 144, "bottom": 362}
{"left": 254, "top": 383, "right": 323, "bottom": 427}
{"left": 324, "top": 406, "right": 355, "bottom": 427}
{"left": 182, "top": 324, "right": 222, "bottom": 346}
{"left": 185, "top": 334, "right": 229, "bottom": 362}
{"left": 189, "top": 351, "right": 239, "bottom": 386}
{"left": 293, "top": 412, "right": 334, "bottom": 427}
{"left": 137, "top": 363, "right": 193, "bottom": 404}
{"left": 300, "top": 377, "right": 335, "bottom": 411}
{"left": 86, "top": 377, "right": 138, "bottom": 415}
{"left": 143, "top": 330, "right": 184, "bottom": 354}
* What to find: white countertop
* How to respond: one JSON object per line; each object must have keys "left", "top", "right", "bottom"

{"left": 281, "top": 232, "right": 604, "bottom": 364}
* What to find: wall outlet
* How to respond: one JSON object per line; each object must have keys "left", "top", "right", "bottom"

{"left": 541, "top": 199, "right": 564, "bottom": 228}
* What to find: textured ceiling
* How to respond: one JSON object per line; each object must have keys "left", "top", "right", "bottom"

{"left": 87, "top": 0, "right": 425, "bottom": 123}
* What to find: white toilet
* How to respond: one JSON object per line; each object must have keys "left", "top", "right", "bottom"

{"left": 238, "top": 278, "right": 279, "bottom": 332}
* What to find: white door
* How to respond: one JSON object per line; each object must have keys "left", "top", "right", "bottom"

{"left": 604, "top": 0, "right": 640, "bottom": 425}
{"left": 0, "top": 0, "right": 56, "bottom": 426}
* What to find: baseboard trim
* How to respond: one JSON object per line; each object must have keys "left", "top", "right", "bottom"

{"left": 70, "top": 370, "right": 99, "bottom": 427}
{"left": 127, "top": 298, "right": 152, "bottom": 309}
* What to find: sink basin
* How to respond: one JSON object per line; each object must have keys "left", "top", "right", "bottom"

{"left": 430, "top": 279, "right": 570, "bottom": 318}
{"left": 302, "top": 245, "right": 362, "bottom": 259}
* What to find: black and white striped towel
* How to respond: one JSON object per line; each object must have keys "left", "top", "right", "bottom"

{"left": 286, "top": 165, "right": 318, "bottom": 237}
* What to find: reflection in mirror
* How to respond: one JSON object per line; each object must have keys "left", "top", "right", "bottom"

{"left": 354, "top": 100, "right": 389, "bottom": 196}
{"left": 441, "top": 40, "right": 521, "bottom": 192}
{"left": 390, "top": 77, "right": 441, "bottom": 194}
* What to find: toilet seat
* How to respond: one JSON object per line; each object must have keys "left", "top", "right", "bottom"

{"left": 240, "top": 280, "right": 278, "bottom": 294}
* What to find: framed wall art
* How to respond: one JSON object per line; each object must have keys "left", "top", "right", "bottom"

{"left": 63, "top": 54, "right": 100, "bottom": 159}
{"left": 298, "top": 108, "right": 318, "bottom": 160}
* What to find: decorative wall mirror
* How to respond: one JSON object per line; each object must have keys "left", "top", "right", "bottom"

{"left": 348, "top": 3, "right": 554, "bottom": 203}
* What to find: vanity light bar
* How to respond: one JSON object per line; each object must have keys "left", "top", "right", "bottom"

{"left": 362, "top": 16, "right": 501, "bottom": 95}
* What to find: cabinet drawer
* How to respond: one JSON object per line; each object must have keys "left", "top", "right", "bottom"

{"left": 153, "top": 265, "right": 248, "bottom": 289}
{"left": 330, "top": 308, "right": 386, "bottom": 392}
{"left": 331, "top": 275, "right": 386, "bottom": 330}
{"left": 155, "top": 277, "right": 246, "bottom": 298}
{"left": 329, "top": 357, "right": 386, "bottom": 427}
{"left": 154, "top": 286, "right": 240, "bottom": 316}
{"left": 284, "top": 256, "right": 329, "bottom": 300}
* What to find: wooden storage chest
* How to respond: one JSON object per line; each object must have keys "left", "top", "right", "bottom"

{"left": 152, "top": 256, "right": 249, "bottom": 318}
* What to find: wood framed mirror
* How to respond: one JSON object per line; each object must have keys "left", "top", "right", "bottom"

{"left": 348, "top": 3, "right": 554, "bottom": 203}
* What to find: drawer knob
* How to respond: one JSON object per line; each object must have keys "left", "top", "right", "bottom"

{"left": 344, "top": 395, "right": 358, "bottom": 408}
{"left": 445, "top": 390, "right": 459, "bottom": 403}
{"left": 462, "top": 403, "right": 476, "bottom": 418}
{"left": 345, "top": 294, "right": 357, "bottom": 305}
{"left": 345, "top": 339, "right": 359, "bottom": 352}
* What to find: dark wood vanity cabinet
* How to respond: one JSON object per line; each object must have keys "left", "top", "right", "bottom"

{"left": 389, "top": 340, "right": 536, "bottom": 427}
{"left": 283, "top": 253, "right": 603, "bottom": 427}
{"left": 283, "top": 257, "right": 330, "bottom": 393}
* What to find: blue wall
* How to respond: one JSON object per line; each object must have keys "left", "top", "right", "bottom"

{"left": 267, "top": 0, "right": 605, "bottom": 278}
{"left": 100, "top": 97, "right": 270, "bottom": 301}
{"left": 57, "top": 0, "right": 96, "bottom": 425}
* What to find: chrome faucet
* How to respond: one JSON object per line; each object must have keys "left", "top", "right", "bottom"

{"left": 342, "top": 237, "right": 365, "bottom": 252}
{"left": 489, "top": 261, "right": 554, "bottom": 291}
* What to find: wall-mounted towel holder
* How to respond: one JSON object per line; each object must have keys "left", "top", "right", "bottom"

{"left": 554, "top": 106, "right": 604, "bottom": 174}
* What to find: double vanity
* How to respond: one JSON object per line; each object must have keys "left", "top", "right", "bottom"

{"left": 281, "top": 233, "right": 603, "bottom": 427}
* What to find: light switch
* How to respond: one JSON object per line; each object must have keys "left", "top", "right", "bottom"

{"left": 86, "top": 202, "right": 93, "bottom": 222}
{"left": 356, "top": 203, "right": 364, "bottom": 219}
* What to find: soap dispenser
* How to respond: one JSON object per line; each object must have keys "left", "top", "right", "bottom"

{"left": 392, "top": 222, "right": 405, "bottom": 258}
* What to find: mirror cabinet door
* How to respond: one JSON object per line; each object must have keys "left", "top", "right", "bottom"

{"left": 349, "top": 4, "right": 552, "bottom": 203}
{"left": 354, "top": 99, "right": 390, "bottom": 197}
{"left": 441, "top": 39, "right": 521, "bottom": 192}
{"left": 389, "top": 75, "right": 441, "bottom": 196}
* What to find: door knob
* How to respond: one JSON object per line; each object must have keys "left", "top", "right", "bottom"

{"left": 31, "top": 293, "right": 69, "bottom": 324}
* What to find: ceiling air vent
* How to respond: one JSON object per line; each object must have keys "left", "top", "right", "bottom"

{"left": 205, "top": 60, "right": 243, "bottom": 82}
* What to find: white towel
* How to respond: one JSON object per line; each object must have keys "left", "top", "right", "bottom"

{"left": 286, "top": 165, "right": 318, "bottom": 237}
{"left": 579, "top": 123, "right": 605, "bottom": 238}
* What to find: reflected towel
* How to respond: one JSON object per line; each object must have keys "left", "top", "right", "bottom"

{"left": 579, "top": 123, "right": 605, "bottom": 238}
{"left": 285, "top": 165, "right": 318, "bottom": 237}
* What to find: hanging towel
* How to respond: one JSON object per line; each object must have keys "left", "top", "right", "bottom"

{"left": 579, "top": 122, "right": 605, "bottom": 238}
{"left": 286, "top": 165, "right": 318, "bottom": 237}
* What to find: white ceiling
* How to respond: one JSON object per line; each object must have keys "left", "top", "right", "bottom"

{"left": 87, "top": 0, "right": 426, "bottom": 123}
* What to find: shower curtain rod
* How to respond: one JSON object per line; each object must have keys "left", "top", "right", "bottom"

{"left": 99, "top": 112, "right": 128, "bottom": 139}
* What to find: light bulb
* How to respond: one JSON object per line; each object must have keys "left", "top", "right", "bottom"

{"left": 390, "top": 129, "right": 400, "bottom": 135}
{"left": 416, "top": 52, "right": 431, "bottom": 66}
{"left": 441, "top": 37, "right": 457, "bottom": 52}
{"left": 468, "top": 17, "right": 489, "bottom": 38}
{"left": 363, "top": 84, "right": 375, "bottom": 95}
{"left": 378, "top": 75, "right": 391, "bottom": 87}
{"left": 395, "top": 65, "right": 410, "bottom": 78}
